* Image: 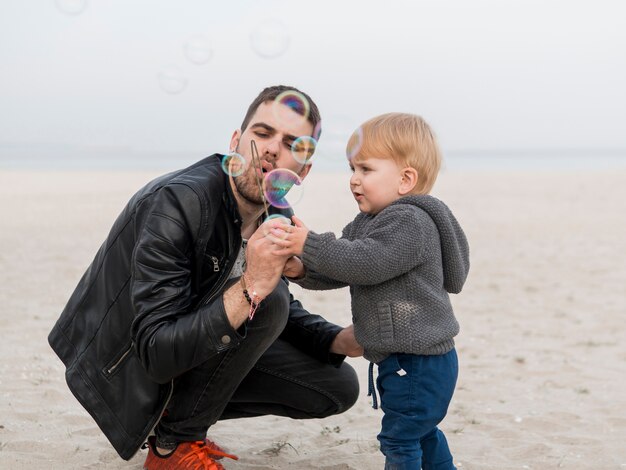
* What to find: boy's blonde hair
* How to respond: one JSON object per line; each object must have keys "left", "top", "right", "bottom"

{"left": 347, "top": 112, "right": 442, "bottom": 194}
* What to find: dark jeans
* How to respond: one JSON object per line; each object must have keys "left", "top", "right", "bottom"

{"left": 377, "top": 350, "right": 458, "bottom": 470}
{"left": 155, "top": 282, "right": 359, "bottom": 448}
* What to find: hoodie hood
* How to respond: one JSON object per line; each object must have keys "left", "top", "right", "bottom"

{"left": 392, "top": 195, "right": 470, "bottom": 293}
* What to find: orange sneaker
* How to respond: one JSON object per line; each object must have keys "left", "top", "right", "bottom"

{"left": 202, "top": 438, "right": 238, "bottom": 461}
{"left": 143, "top": 436, "right": 238, "bottom": 470}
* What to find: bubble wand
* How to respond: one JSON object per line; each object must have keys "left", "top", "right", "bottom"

{"left": 250, "top": 139, "right": 270, "bottom": 220}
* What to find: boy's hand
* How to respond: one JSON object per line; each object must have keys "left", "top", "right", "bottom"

{"left": 283, "top": 256, "right": 305, "bottom": 279}
{"left": 270, "top": 215, "right": 309, "bottom": 257}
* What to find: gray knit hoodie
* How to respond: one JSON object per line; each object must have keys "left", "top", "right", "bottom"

{"left": 294, "top": 195, "right": 470, "bottom": 363}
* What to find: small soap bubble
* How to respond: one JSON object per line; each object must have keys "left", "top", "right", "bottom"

{"left": 157, "top": 66, "right": 188, "bottom": 95}
{"left": 313, "top": 121, "right": 323, "bottom": 141}
{"left": 264, "top": 214, "right": 291, "bottom": 225}
{"left": 184, "top": 34, "right": 213, "bottom": 65}
{"left": 221, "top": 153, "right": 247, "bottom": 177}
{"left": 55, "top": 0, "right": 87, "bottom": 15}
{"left": 346, "top": 127, "right": 364, "bottom": 160}
{"left": 291, "top": 136, "right": 317, "bottom": 165}
{"left": 263, "top": 169, "right": 304, "bottom": 209}
{"left": 250, "top": 19, "right": 290, "bottom": 59}
{"left": 514, "top": 416, "right": 523, "bottom": 423}
{"left": 262, "top": 213, "right": 292, "bottom": 239}
{"left": 272, "top": 90, "right": 310, "bottom": 130}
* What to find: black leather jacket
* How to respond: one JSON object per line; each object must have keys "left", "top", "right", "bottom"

{"left": 48, "top": 154, "right": 345, "bottom": 460}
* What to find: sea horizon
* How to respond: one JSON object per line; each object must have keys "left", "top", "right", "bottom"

{"left": 1, "top": 143, "right": 625, "bottom": 172}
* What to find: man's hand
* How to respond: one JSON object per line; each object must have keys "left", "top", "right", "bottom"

{"left": 244, "top": 218, "right": 292, "bottom": 298}
{"left": 222, "top": 218, "right": 291, "bottom": 328}
{"left": 330, "top": 324, "right": 364, "bottom": 357}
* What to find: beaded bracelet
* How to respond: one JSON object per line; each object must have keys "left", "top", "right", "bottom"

{"left": 240, "top": 273, "right": 263, "bottom": 320}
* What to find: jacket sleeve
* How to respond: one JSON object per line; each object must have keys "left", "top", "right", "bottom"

{"left": 279, "top": 285, "right": 346, "bottom": 366}
{"left": 301, "top": 205, "right": 426, "bottom": 286}
{"left": 129, "top": 183, "right": 242, "bottom": 384}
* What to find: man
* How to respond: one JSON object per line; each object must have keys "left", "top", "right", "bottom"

{"left": 48, "top": 85, "right": 362, "bottom": 469}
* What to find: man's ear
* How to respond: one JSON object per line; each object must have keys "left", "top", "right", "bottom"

{"left": 399, "top": 167, "right": 418, "bottom": 195}
{"left": 297, "top": 162, "right": 312, "bottom": 181}
{"left": 229, "top": 129, "right": 241, "bottom": 153}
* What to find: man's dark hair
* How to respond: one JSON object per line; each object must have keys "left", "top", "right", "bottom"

{"left": 240, "top": 85, "right": 321, "bottom": 138}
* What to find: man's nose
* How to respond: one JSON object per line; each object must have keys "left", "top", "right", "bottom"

{"left": 264, "top": 138, "right": 280, "bottom": 159}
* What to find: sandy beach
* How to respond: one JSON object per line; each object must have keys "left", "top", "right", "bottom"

{"left": 0, "top": 167, "right": 625, "bottom": 469}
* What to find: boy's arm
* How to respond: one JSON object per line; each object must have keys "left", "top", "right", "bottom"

{"left": 283, "top": 255, "right": 349, "bottom": 290}
{"left": 276, "top": 216, "right": 351, "bottom": 290}
{"left": 292, "top": 264, "right": 349, "bottom": 290}
{"left": 300, "top": 206, "right": 426, "bottom": 286}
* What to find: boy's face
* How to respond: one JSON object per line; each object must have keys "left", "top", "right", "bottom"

{"left": 349, "top": 156, "right": 404, "bottom": 215}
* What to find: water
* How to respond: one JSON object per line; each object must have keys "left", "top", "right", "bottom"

{"left": 0, "top": 144, "right": 625, "bottom": 172}
{"left": 442, "top": 150, "right": 626, "bottom": 172}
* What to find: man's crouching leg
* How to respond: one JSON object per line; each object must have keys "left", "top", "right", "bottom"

{"left": 154, "top": 279, "right": 291, "bottom": 450}
{"left": 221, "top": 336, "right": 360, "bottom": 421}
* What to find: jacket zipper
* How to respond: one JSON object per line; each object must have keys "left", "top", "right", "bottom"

{"left": 106, "top": 345, "right": 133, "bottom": 375}
{"left": 210, "top": 256, "right": 220, "bottom": 272}
{"left": 200, "top": 257, "right": 234, "bottom": 307}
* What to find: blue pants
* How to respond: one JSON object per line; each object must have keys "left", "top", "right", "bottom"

{"left": 376, "top": 350, "right": 458, "bottom": 470}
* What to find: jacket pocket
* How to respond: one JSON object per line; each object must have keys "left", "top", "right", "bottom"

{"left": 377, "top": 302, "right": 395, "bottom": 348}
{"left": 102, "top": 343, "right": 134, "bottom": 379}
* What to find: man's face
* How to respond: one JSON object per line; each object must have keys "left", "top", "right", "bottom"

{"left": 229, "top": 101, "right": 314, "bottom": 205}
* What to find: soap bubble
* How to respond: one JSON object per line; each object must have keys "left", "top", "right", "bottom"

{"left": 291, "top": 136, "right": 317, "bottom": 165}
{"left": 261, "top": 213, "right": 292, "bottom": 239}
{"left": 157, "top": 66, "right": 188, "bottom": 95}
{"left": 184, "top": 34, "right": 213, "bottom": 65}
{"left": 250, "top": 19, "right": 290, "bottom": 59}
{"left": 221, "top": 152, "right": 247, "bottom": 177}
{"left": 313, "top": 120, "right": 322, "bottom": 141}
{"left": 272, "top": 90, "right": 310, "bottom": 130}
{"left": 55, "top": 0, "right": 87, "bottom": 15}
{"left": 346, "top": 126, "right": 364, "bottom": 160}
{"left": 263, "top": 168, "right": 304, "bottom": 209}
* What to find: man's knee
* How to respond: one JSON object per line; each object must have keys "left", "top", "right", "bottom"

{"left": 333, "top": 361, "right": 360, "bottom": 415}
{"left": 251, "top": 280, "right": 290, "bottom": 331}
{"left": 311, "top": 362, "right": 360, "bottom": 418}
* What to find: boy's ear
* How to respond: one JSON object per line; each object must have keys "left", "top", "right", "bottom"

{"left": 399, "top": 167, "right": 418, "bottom": 195}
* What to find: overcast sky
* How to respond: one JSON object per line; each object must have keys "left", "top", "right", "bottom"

{"left": 1, "top": 0, "right": 625, "bottom": 165}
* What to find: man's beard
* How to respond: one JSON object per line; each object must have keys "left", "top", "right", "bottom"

{"left": 233, "top": 159, "right": 266, "bottom": 205}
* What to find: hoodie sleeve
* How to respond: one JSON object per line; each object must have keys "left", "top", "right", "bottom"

{"left": 288, "top": 266, "right": 349, "bottom": 290}
{"left": 301, "top": 205, "right": 426, "bottom": 286}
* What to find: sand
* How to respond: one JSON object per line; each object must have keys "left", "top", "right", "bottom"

{"left": 0, "top": 167, "right": 625, "bottom": 469}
